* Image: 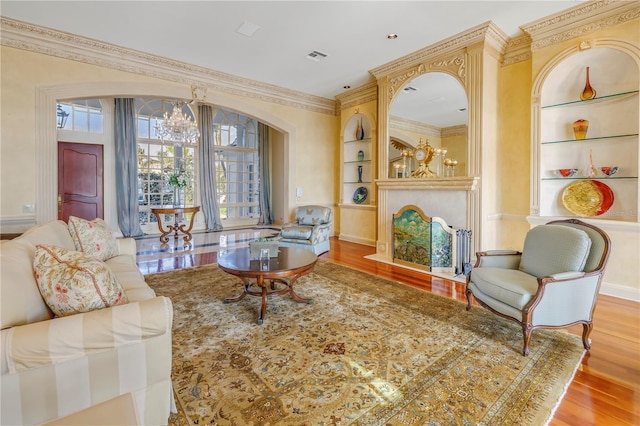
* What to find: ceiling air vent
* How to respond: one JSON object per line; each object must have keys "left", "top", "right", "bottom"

{"left": 306, "top": 50, "right": 328, "bottom": 62}
{"left": 403, "top": 86, "right": 418, "bottom": 92}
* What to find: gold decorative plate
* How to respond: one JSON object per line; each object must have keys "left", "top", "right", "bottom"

{"left": 561, "top": 180, "right": 614, "bottom": 217}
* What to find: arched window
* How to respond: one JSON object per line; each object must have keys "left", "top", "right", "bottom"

{"left": 135, "top": 98, "right": 197, "bottom": 227}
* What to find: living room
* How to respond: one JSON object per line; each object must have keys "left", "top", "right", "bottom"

{"left": 1, "top": 1, "right": 638, "bottom": 425}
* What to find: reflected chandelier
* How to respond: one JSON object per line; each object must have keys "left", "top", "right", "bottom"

{"left": 155, "top": 101, "right": 200, "bottom": 146}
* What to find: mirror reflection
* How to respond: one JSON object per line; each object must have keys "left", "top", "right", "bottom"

{"left": 389, "top": 72, "right": 468, "bottom": 178}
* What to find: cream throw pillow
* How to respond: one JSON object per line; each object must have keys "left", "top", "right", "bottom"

{"left": 68, "top": 216, "right": 119, "bottom": 261}
{"left": 33, "top": 245, "right": 129, "bottom": 317}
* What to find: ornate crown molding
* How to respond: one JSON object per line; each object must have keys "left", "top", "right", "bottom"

{"left": 336, "top": 82, "right": 378, "bottom": 111}
{"left": 521, "top": 0, "right": 640, "bottom": 50}
{"left": 0, "top": 17, "right": 337, "bottom": 116}
{"left": 502, "top": 34, "right": 532, "bottom": 66}
{"left": 370, "top": 21, "right": 508, "bottom": 80}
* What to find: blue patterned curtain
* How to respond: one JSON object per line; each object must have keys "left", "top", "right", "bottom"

{"left": 114, "top": 98, "right": 144, "bottom": 237}
{"left": 258, "top": 122, "right": 273, "bottom": 225}
{"left": 198, "top": 104, "right": 223, "bottom": 231}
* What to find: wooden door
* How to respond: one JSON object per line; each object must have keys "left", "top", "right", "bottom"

{"left": 58, "top": 142, "right": 104, "bottom": 222}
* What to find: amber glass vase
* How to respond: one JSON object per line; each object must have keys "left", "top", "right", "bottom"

{"left": 580, "top": 67, "right": 597, "bottom": 101}
{"left": 573, "top": 119, "right": 589, "bottom": 140}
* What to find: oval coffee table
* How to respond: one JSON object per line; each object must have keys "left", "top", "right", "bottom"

{"left": 218, "top": 247, "right": 318, "bottom": 324}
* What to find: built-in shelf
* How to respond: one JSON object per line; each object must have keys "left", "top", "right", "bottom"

{"left": 541, "top": 90, "right": 638, "bottom": 109}
{"left": 542, "top": 133, "right": 638, "bottom": 145}
{"left": 344, "top": 138, "right": 371, "bottom": 144}
{"left": 344, "top": 159, "right": 372, "bottom": 164}
{"left": 542, "top": 176, "right": 637, "bottom": 181}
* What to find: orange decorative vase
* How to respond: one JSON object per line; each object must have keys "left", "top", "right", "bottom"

{"left": 573, "top": 119, "right": 589, "bottom": 140}
{"left": 580, "top": 67, "right": 596, "bottom": 101}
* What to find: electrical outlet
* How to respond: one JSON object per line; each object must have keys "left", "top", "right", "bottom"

{"left": 296, "top": 187, "right": 303, "bottom": 198}
{"left": 23, "top": 204, "right": 35, "bottom": 213}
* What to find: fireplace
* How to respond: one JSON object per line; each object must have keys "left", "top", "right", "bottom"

{"left": 367, "top": 177, "right": 479, "bottom": 282}
{"left": 393, "top": 205, "right": 472, "bottom": 276}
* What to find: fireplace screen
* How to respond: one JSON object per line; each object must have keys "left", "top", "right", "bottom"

{"left": 393, "top": 205, "right": 471, "bottom": 276}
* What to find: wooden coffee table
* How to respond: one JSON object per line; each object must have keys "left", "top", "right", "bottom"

{"left": 218, "top": 247, "right": 318, "bottom": 324}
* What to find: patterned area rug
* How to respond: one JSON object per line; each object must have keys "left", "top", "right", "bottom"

{"left": 145, "top": 261, "right": 584, "bottom": 426}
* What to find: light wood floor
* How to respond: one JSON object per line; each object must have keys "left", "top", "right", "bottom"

{"left": 138, "top": 234, "right": 640, "bottom": 425}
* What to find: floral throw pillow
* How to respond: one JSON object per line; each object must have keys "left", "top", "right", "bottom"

{"left": 33, "top": 245, "right": 128, "bottom": 317}
{"left": 68, "top": 216, "right": 119, "bottom": 261}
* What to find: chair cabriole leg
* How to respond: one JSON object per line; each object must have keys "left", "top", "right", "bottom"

{"left": 582, "top": 322, "right": 593, "bottom": 350}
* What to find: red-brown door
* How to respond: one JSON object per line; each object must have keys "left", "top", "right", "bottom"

{"left": 58, "top": 142, "right": 104, "bottom": 222}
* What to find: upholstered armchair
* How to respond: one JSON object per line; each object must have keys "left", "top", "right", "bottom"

{"left": 279, "top": 206, "right": 333, "bottom": 255}
{"left": 465, "top": 219, "right": 611, "bottom": 356}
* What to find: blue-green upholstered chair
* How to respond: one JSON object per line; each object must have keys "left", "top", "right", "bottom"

{"left": 279, "top": 206, "right": 333, "bottom": 255}
{"left": 466, "top": 219, "right": 611, "bottom": 356}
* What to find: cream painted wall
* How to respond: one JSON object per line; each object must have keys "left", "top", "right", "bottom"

{"left": 496, "top": 59, "right": 533, "bottom": 250}
{"left": 0, "top": 46, "right": 339, "bottom": 233}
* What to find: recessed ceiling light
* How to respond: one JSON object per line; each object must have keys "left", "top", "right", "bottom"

{"left": 236, "top": 21, "right": 261, "bottom": 37}
{"left": 387, "top": 33, "right": 398, "bottom": 39}
{"left": 403, "top": 86, "right": 417, "bottom": 92}
{"left": 458, "top": 108, "right": 467, "bottom": 112}
{"left": 343, "top": 85, "right": 351, "bottom": 89}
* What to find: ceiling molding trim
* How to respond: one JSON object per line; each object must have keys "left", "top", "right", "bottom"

{"left": 0, "top": 17, "right": 337, "bottom": 116}
{"left": 389, "top": 116, "right": 441, "bottom": 138}
{"left": 503, "top": 34, "right": 532, "bottom": 66}
{"left": 441, "top": 125, "right": 468, "bottom": 138}
{"left": 336, "top": 82, "right": 378, "bottom": 111}
{"left": 521, "top": 0, "right": 640, "bottom": 51}
{"left": 370, "top": 21, "right": 507, "bottom": 79}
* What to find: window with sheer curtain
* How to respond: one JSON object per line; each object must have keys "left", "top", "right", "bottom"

{"left": 135, "top": 98, "right": 196, "bottom": 229}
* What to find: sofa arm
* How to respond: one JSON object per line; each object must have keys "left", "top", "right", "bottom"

{"left": 475, "top": 250, "right": 522, "bottom": 269}
{"left": 117, "top": 237, "right": 137, "bottom": 259}
{"left": 4, "top": 296, "right": 173, "bottom": 373}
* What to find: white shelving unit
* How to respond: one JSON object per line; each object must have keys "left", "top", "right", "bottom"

{"left": 343, "top": 114, "right": 373, "bottom": 205}
{"left": 535, "top": 46, "right": 639, "bottom": 222}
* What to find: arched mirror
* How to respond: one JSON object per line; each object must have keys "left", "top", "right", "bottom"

{"left": 388, "top": 72, "right": 468, "bottom": 178}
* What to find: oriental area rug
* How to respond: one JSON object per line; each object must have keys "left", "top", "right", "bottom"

{"left": 145, "top": 261, "right": 584, "bottom": 426}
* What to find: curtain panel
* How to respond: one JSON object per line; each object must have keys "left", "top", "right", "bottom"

{"left": 114, "top": 98, "right": 144, "bottom": 237}
{"left": 198, "top": 105, "right": 223, "bottom": 231}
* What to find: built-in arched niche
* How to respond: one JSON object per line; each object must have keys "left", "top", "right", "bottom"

{"left": 389, "top": 72, "right": 468, "bottom": 178}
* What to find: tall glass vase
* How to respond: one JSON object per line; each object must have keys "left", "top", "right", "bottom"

{"left": 173, "top": 187, "right": 182, "bottom": 207}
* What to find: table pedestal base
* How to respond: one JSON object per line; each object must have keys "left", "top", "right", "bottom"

{"left": 224, "top": 275, "right": 312, "bottom": 325}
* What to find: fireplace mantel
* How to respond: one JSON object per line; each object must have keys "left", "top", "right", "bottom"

{"left": 376, "top": 177, "right": 479, "bottom": 191}
{"left": 372, "top": 176, "right": 480, "bottom": 281}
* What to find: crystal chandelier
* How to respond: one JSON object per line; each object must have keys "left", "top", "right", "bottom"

{"left": 155, "top": 101, "right": 200, "bottom": 146}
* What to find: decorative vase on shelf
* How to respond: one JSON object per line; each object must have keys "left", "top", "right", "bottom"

{"left": 585, "top": 149, "right": 597, "bottom": 178}
{"left": 357, "top": 165, "right": 363, "bottom": 183}
{"left": 356, "top": 119, "right": 365, "bottom": 140}
{"left": 358, "top": 150, "right": 364, "bottom": 161}
{"left": 580, "top": 67, "right": 597, "bottom": 101}
{"left": 572, "top": 119, "right": 589, "bottom": 140}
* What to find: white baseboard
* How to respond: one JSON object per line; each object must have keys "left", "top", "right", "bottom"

{"left": 338, "top": 233, "right": 375, "bottom": 247}
{"left": 600, "top": 281, "right": 640, "bottom": 302}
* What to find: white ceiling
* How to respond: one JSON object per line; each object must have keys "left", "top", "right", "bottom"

{"left": 1, "top": 1, "right": 583, "bottom": 126}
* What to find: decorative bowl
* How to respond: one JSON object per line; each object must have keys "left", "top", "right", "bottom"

{"left": 554, "top": 168, "right": 578, "bottom": 178}
{"left": 600, "top": 166, "right": 619, "bottom": 177}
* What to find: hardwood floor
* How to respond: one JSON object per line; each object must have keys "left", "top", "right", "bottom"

{"left": 139, "top": 234, "right": 639, "bottom": 425}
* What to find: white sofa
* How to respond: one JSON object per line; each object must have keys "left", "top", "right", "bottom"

{"left": 1, "top": 220, "right": 174, "bottom": 425}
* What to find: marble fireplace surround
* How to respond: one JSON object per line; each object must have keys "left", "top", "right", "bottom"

{"left": 366, "top": 177, "right": 479, "bottom": 282}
